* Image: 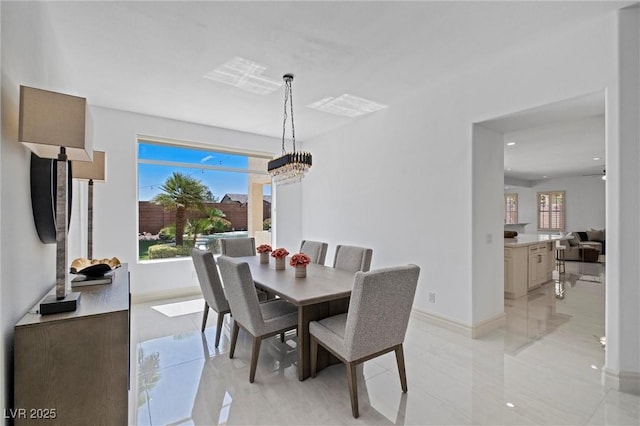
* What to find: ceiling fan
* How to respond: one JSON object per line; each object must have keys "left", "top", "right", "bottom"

{"left": 583, "top": 169, "right": 606, "bottom": 180}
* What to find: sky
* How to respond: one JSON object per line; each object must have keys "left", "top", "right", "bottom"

{"left": 138, "top": 142, "right": 271, "bottom": 201}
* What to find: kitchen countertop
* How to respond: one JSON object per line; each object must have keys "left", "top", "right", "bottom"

{"left": 504, "top": 233, "right": 568, "bottom": 248}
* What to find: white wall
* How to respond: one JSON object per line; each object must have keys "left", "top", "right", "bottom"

{"left": 472, "top": 125, "right": 505, "bottom": 325}
{"left": 301, "top": 16, "right": 617, "bottom": 329}
{"left": 83, "top": 106, "right": 288, "bottom": 298}
{"left": 505, "top": 175, "right": 606, "bottom": 233}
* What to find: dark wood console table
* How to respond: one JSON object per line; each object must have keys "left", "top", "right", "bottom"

{"left": 13, "top": 264, "right": 130, "bottom": 425}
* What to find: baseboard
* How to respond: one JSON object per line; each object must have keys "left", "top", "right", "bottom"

{"left": 411, "top": 308, "right": 473, "bottom": 337}
{"left": 132, "top": 286, "right": 202, "bottom": 304}
{"left": 411, "top": 308, "right": 505, "bottom": 339}
{"left": 603, "top": 368, "right": 640, "bottom": 395}
{"left": 471, "top": 313, "right": 506, "bottom": 338}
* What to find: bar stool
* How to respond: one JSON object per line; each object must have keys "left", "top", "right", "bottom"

{"left": 556, "top": 245, "right": 566, "bottom": 274}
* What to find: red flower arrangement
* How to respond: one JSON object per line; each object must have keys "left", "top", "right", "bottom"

{"left": 289, "top": 253, "right": 311, "bottom": 267}
{"left": 256, "top": 244, "right": 272, "bottom": 254}
{"left": 271, "top": 248, "right": 290, "bottom": 259}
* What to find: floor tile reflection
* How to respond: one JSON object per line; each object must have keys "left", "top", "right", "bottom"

{"left": 130, "top": 260, "right": 639, "bottom": 424}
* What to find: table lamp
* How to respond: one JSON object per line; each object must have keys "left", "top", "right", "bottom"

{"left": 72, "top": 151, "right": 106, "bottom": 260}
{"left": 19, "top": 85, "right": 93, "bottom": 314}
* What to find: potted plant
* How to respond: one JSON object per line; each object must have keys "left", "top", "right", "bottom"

{"left": 271, "top": 248, "right": 289, "bottom": 270}
{"left": 290, "top": 253, "right": 311, "bottom": 277}
{"left": 256, "top": 244, "right": 272, "bottom": 264}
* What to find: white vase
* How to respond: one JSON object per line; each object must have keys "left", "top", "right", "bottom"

{"left": 295, "top": 266, "right": 307, "bottom": 278}
{"left": 275, "top": 258, "right": 286, "bottom": 270}
{"left": 260, "top": 252, "right": 269, "bottom": 264}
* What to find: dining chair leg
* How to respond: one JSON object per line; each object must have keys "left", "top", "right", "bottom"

{"left": 214, "top": 311, "right": 225, "bottom": 348}
{"left": 249, "top": 336, "right": 262, "bottom": 383}
{"left": 229, "top": 320, "right": 240, "bottom": 359}
{"left": 280, "top": 332, "right": 285, "bottom": 342}
{"left": 310, "top": 337, "right": 318, "bottom": 378}
{"left": 395, "top": 344, "right": 408, "bottom": 392}
{"left": 346, "top": 361, "right": 359, "bottom": 418}
{"left": 201, "top": 301, "right": 210, "bottom": 332}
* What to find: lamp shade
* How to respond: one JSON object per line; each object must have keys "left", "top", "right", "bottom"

{"left": 73, "top": 151, "right": 106, "bottom": 182}
{"left": 18, "top": 85, "right": 92, "bottom": 161}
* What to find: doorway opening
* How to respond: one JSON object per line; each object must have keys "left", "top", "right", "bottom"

{"left": 472, "top": 91, "right": 607, "bottom": 356}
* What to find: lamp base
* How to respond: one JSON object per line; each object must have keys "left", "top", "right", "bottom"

{"left": 40, "top": 292, "right": 81, "bottom": 315}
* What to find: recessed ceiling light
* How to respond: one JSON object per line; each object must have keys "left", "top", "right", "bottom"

{"left": 506, "top": 142, "right": 516, "bottom": 146}
{"left": 593, "top": 157, "right": 601, "bottom": 161}
{"left": 307, "top": 94, "right": 387, "bottom": 117}
{"left": 590, "top": 364, "right": 599, "bottom": 370}
{"left": 204, "top": 57, "right": 282, "bottom": 95}
{"left": 506, "top": 402, "right": 515, "bottom": 408}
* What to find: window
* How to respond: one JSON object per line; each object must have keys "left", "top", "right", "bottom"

{"left": 537, "top": 191, "right": 565, "bottom": 231}
{"left": 137, "top": 137, "right": 272, "bottom": 261}
{"left": 504, "top": 193, "right": 518, "bottom": 224}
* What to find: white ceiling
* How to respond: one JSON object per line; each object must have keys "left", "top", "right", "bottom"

{"left": 481, "top": 92, "right": 606, "bottom": 181}
{"left": 40, "top": 1, "right": 628, "bottom": 176}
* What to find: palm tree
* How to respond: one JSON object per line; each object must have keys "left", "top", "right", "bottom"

{"left": 152, "top": 172, "right": 208, "bottom": 246}
{"left": 207, "top": 208, "right": 231, "bottom": 233}
{"left": 186, "top": 218, "right": 211, "bottom": 246}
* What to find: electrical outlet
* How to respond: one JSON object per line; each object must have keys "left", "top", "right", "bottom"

{"left": 428, "top": 292, "right": 436, "bottom": 303}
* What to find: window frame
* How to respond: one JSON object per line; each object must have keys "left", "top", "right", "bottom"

{"left": 136, "top": 135, "right": 273, "bottom": 262}
{"left": 537, "top": 190, "right": 565, "bottom": 232}
{"left": 504, "top": 193, "right": 518, "bottom": 224}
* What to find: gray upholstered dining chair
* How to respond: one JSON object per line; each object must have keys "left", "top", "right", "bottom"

{"left": 309, "top": 264, "right": 420, "bottom": 418}
{"left": 333, "top": 244, "right": 373, "bottom": 273}
{"left": 191, "top": 248, "right": 231, "bottom": 347}
{"left": 217, "top": 256, "right": 298, "bottom": 383}
{"left": 220, "top": 237, "right": 256, "bottom": 257}
{"left": 300, "top": 240, "right": 329, "bottom": 265}
{"left": 220, "top": 236, "right": 271, "bottom": 301}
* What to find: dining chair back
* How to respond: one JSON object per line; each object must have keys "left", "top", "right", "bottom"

{"left": 191, "top": 248, "right": 230, "bottom": 347}
{"left": 309, "top": 264, "right": 420, "bottom": 417}
{"left": 344, "top": 265, "right": 419, "bottom": 360}
{"left": 300, "top": 240, "right": 329, "bottom": 265}
{"left": 333, "top": 244, "right": 373, "bottom": 273}
{"left": 220, "top": 237, "right": 256, "bottom": 257}
{"left": 217, "top": 256, "right": 298, "bottom": 383}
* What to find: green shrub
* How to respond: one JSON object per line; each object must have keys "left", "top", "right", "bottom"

{"left": 175, "top": 243, "right": 194, "bottom": 257}
{"left": 139, "top": 240, "right": 163, "bottom": 260}
{"left": 159, "top": 226, "right": 176, "bottom": 241}
{"left": 263, "top": 218, "right": 271, "bottom": 231}
{"left": 148, "top": 244, "right": 178, "bottom": 259}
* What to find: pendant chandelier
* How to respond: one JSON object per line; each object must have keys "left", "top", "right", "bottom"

{"left": 268, "top": 74, "right": 312, "bottom": 185}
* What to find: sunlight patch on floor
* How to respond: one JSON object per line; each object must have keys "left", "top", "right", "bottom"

{"left": 152, "top": 298, "right": 204, "bottom": 317}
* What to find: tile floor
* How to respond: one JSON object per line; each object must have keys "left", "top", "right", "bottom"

{"left": 129, "top": 260, "right": 640, "bottom": 425}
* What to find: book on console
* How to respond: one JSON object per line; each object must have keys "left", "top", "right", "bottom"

{"left": 71, "top": 271, "right": 113, "bottom": 287}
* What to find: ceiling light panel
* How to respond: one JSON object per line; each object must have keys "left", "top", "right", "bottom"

{"left": 204, "top": 57, "right": 282, "bottom": 95}
{"left": 308, "top": 94, "right": 387, "bottom": 118}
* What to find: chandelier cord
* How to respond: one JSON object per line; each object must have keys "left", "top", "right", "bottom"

{"left": 281, "top": 80, "right": 288, "bottom": 155}
{"left": 289, "top": 78, "right": 296, "bottom": 153}
{"left": 281, "top": 76, "right": 296, "bottom": 155}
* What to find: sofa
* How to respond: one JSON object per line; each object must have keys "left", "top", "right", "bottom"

{"left": 562, "top": 229, "right": 605, "bottom": 261}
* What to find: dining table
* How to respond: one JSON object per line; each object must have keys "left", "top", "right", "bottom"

{"left": 235, "top": 255, "right": 356, "bottom": 380}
